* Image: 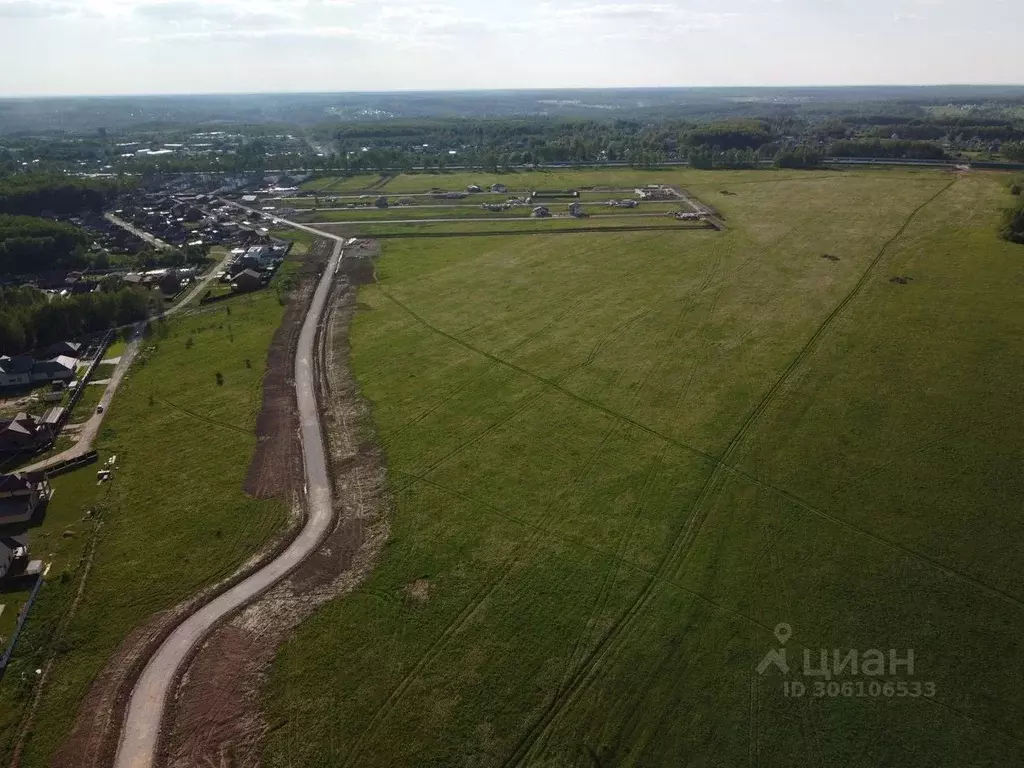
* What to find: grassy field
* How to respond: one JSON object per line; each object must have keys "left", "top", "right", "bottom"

{"left": 264, "top": 169, "right": 1024, "bottom": 767}
{"left": 295, "top": 202, "right": 686, "bottom": 225}
{"left": 301, "top": 174, "right": 388, "bottom": 193}
{"left": 315, "top": 217, "right": 709, "bottom": 239}
{"left": 0, "top": 249, "right": 306, "bottom": 765}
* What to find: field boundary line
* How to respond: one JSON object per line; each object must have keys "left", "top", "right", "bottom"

{"left": 503, "top": 176, "right": 964, "bottom": 764}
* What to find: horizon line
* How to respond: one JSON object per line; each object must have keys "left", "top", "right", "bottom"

{"left": 4, "top": 83, "right": 1024, "bottom": 101}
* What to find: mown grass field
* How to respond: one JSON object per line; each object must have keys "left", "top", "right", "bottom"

{"left": 0, "top": 255, "right": 306, "bottom": 766}
{"left": 266, "top": 169, "right": 1024, "bottom": 767}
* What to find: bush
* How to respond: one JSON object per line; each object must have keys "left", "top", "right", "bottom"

{"left": 999, "top": 205, "right": 1024, "bottom": 244}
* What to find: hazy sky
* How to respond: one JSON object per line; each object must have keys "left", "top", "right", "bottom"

{"left": 0, "top": 0, "right": 1021, "bottom": 96}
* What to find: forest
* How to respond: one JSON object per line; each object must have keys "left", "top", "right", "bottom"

{"left": 0, "top": 283, "right": 151, "bottom": 355}
{"left": 0, "top": 174, "right": 120, "bottom": 216}
{"left": 0, "top": 215, "right": 89, "bottom": 276}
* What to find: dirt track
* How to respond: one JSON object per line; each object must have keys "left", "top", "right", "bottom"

{"left": 48, "top": 239, "right": 333, "bottom": 768}
{"left": 160, "top": 245, "right": 389, "bottom": 768}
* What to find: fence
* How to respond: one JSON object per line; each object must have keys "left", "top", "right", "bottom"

{"left": 47, "top": 329, "right": 115, "bottom": 442}
{"left": 0, "top": 572, "right": 44, "bottom": 672}
{"left": 43, "top": 450, "right": 99, "bottom": 479}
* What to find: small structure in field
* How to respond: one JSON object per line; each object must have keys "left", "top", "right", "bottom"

{"left": 532, "top": 206, "right": 551, "bottom": 218}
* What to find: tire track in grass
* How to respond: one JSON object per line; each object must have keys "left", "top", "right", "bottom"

{"left": 524, "top": 280, "right": 727, "bottom": 763}
{"left": 503, "top": 177, "right": 960, "bottom": 766}
{"left": 553, "top": 255, "right": 723, "bottom": 695}
{"left": 388, "top": 234, "right": 665, "bottom": 439}
{"left": 339, "top": 389, "right": 635, "bottom": 768}
{"left": 672, "top": 176, "right": 959, "bottom": 580}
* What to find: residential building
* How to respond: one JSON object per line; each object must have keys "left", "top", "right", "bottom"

{"left": 0, "top": 356, "right": 34, "bottom": 388}
{"left": 0, "top": 413, "right": 55, "bottom": 453}
{"left": 44, "top": 341, "right": 82, "bottom": 359}
{"left": 491, "top": 183, "right": 507, "bottom": 193}
{"left": 0, "top": 534, "right": 29, "bottom": 579}
{"left": 232, "top": 269, "right": 264, "bottom": 294}
{"left": 0, "top": 473, "right": 51, "bottom": 527}
{"left": 31, "top": 356, "right": 78, "bottom": 384}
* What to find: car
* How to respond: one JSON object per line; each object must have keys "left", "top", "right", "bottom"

{"left": 96, "top": 405, "right": 105, "bottom": 414}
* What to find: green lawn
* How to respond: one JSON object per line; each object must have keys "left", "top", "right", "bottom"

{"left": 265, "top": 169, "right": 1024, "bottom": 767}
{"left": 1, "top": 244, "right": 307, "bottom": 766}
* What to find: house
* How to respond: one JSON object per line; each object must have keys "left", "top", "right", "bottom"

{"left": 31, "top": 356, "right": 78, "bottom": 384}
{"left": 0, "top": 356, "right": 35, "bottom": 388}
{"left": 158, "top": 271, "right": 184, "bottom": 296}
{"left": 0, "top": 534, "right": 29, "bottom": 579}
{"left": 0, "top": 473, "right": 51, "bottom": 527}
{"left": 44, "top": 341, "right": 82, "bottom": 359}
{"left": 232, "top": 269, "right": 264, "bottom": 294}
{"left": 245, "top": 245, "right": 277, "bottom": 269}
{"left": 467, "top": 185, "right": 482, "bottom": 193}
{"left": 532, "top": 206, "right": 551, "bottom": 218}
{"left": 568, "top": 202, "right": 584, "bottom": 217}
{"left": 491, "top": 183, "right": 507, "bottom": 193}
{"left": 0, "top": 413, "right": 54, "bottom": 453}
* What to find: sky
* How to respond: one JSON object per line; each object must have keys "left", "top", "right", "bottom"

{"left": 0, "top": 0, "right": 1022, "bottom": 97}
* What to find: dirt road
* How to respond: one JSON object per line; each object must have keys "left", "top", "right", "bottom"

{"left": 20, "top": 252, "right": 232, "bottom": 476}
{"left": 112, "top": 235, "right": 344, "bottom": 768}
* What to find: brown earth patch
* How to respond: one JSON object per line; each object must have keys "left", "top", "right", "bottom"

{"left": 45, "top": 239, "right": 332, "bottom": 768}
{"left": 245, "top": 238, "right": 334, "bottom": 499}
{"left": 405, "top": 579, "right": 432, "bottom": 603}
{"left": 160, "top": 251, "right": 390, "bottom": 768}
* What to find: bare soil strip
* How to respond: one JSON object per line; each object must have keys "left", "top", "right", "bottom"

{"left": 159, "top": 246, "right": 390, "bottom": 768}
{"left": 48, "top": 239, "right": 333, "bottom": 768}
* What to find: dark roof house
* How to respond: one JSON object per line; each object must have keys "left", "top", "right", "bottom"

{"left": 232, "top": 269, "right": 264, "bottom": 294}
{"left": 44, "top": 341, "right": 83, "bottom": 359}
{"left": 0, "top": 472, "right": 51, "bottom": 528}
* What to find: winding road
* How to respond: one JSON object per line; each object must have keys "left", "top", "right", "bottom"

{"left": 113, "top": 231, "right": 344, "bottom": 768}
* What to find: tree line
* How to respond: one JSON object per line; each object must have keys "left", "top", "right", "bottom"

{"left": 0, "top": 284, "right": 153, "bottom": 355}
{"left": 0, "top": 215, "right": 89, "bottom": 277}
{"left": 0, "top": 173, "right": 121, "bottom": 217}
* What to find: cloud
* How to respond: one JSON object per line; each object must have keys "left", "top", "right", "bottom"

{"left": 133, "top": 0, "right": 298, "bottom": 26}
{"left": 0, "top": 0, "right": 74, "bottom": 18}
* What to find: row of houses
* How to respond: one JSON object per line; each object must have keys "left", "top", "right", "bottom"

{"left": 0, "top": 349, "right": 79, "bottom": 390}
{"left": 0, "top": 409, "right": 66, "bottom": 454}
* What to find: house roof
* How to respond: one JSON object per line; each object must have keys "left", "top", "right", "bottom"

{"left": 32, "top": 356, "right": 77, "bottom": 374}
{"left": 0, "top": 474, "right": 33, "bottom": 493}
{"left": 0, "top": 356, "right": 34, "bottom": 375}
{"left": 45, "top": 341, "right": 82, "bottom": 358}
{"left": 1, "top": 534, "right": 28, "bottom": 549}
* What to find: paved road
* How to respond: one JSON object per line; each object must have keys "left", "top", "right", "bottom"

{"left": 162, "top": 249, "right": 234, "bottom": 318}
{"left": 113, "top": 230, "right": 344, "bottom": 768}
{"left": 105, "top": 213, "right": 174, "bottom": 251}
